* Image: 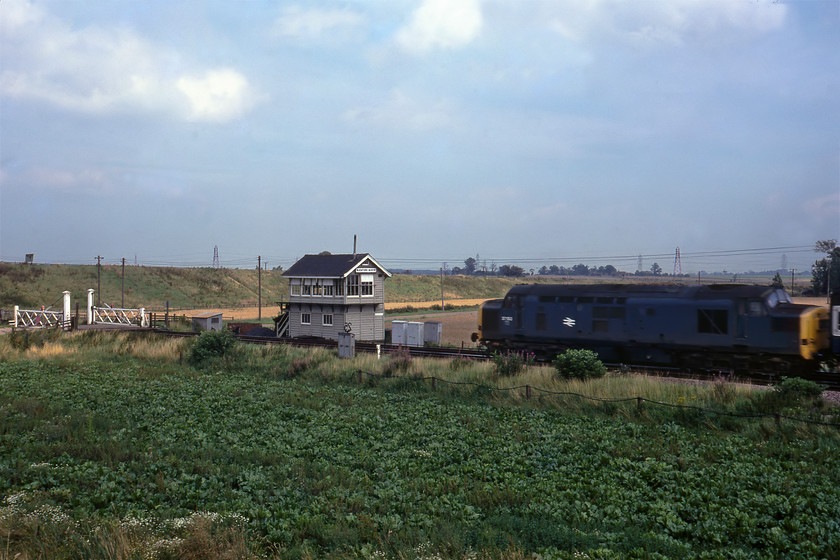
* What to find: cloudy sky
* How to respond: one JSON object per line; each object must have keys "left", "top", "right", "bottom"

{"left": 1, "top": 0, "right": 838, "bottom": 273}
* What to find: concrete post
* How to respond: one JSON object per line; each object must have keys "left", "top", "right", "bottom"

{"left": 63, "top": 291, "right": 71, "bottom": 330}
{"left": 87, "top": 289, "right": 94, "bottom": 325}
{"left": 13, "top": 305, "right": 19, "bottom": 328}
{"left": 140, "top": 308, "right": 148, "bottom": 327}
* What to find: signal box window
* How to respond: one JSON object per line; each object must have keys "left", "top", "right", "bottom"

{"left": 301, "top": 313, "right": 311, "bottom": 325}
{"left": 361, "top": 274, "right": 374, "bottom": 296}
{"left": 347, "top": 275, "right": 359, "bottom": 296}
{"left": 323, "top": 314, "right": 333, "bottom": 326}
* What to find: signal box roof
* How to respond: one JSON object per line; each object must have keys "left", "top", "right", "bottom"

{"left": 283, "top": 253, "right": 391, "bottom": 279}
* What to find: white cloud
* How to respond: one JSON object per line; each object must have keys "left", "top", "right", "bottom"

{"left": 22, "top": 167, "right": 113, "bottom": 195}
{"left": 395, "top": 0, "right": 483, "bottom": 54}
{"left": 177, "top": 69, "right": 254, "bottom": 123}
{"left": 547, "top": 0, "right": 787, "bottom": 46}
{"left": 342, "top": 89, "right": 453, "bottom": 131}
{"left": 273, "top": 6, "right": 364, "bottom": 40}
{"left": 0, "top": 0, "right": 257, "bottom": 123}
{"left": 802, "top": 193, "right": 840, "bottom": 222}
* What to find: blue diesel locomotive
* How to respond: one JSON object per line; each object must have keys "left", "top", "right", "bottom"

{"left": 475, "top": 283, "right": 831, "bottom": 371}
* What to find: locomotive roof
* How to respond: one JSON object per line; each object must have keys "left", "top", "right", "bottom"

{"left": 506, "top": 283, "right": 779, "bottom": 301}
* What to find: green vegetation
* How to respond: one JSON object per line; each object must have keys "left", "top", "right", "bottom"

{"left": 187, "top": 329, "right": 240, "bottom": 367}
{"left": 1, "top": 330, "right": 839, "bottom": 559}
{"left": 492, "top": 350, "right": 536, "bottom": 376}
{"left": 554, "top": 349, "right": 607, "bottom": 380}
{"left": 0, "top": 262, "right": 289, "bottom": 310}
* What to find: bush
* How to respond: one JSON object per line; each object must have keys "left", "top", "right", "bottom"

{"left": 553, "top": 349, "right": 606, "bottom": 380}
{"left": 188, "top": 329, "right": 238, "bottom": 367}
{"left": 774, "top": 376, "right": 825, "bottom": 402}
{"left": 493, "top": 351, "right": 534, "bottom": 376}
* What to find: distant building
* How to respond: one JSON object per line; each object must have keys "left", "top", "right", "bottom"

{"left": 192, "top": 311, "right": 223, "bottom": 332}
{"left": 281, "top": 253, "right": 391, "bottom": 341}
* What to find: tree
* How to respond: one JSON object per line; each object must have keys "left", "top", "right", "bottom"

{"left": 815, "top": 239, "right": 837, "bottom": 254}
{"left": 650, "top": 262, "right": 662, "bottom": 276}
{"left": 498, "top": 264, "right": 524, "bottom": 277}
{"left": 812, "top": 239, "right": 840, "bottom": 296}
{"left": 463, "top": 257, "right": 477, "bottom": 275}
{"left": 771, "top": 272, "right": 785, "bottom": 289}
{"left": 549, "top": 265, "right": 560, "bottom": 275}
{"left": 538, "top": 265, "right": 549, "bottom": 275}
{"left": 571, "top": 263, "right": 589, "bottom": 276}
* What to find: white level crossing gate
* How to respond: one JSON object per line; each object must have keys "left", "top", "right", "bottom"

{"left": 87, "top": 289, "right": 149, "bottom": 327}
{"left": 14, "top": 291, "right": 72, "bottom": 330}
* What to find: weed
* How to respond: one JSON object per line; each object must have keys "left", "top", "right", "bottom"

{"left": 383, "top": 347, "right": 412, "bottom": 377}
{"left": 492, "top": 350, "right": 534, "bottom": 376}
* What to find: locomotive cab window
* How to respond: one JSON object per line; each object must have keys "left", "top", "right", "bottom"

{"left": 698, "top": 309, "right": 728, "bottom": 335}
{"left": 747, "top": 300, "right": 766, "bottom": 316}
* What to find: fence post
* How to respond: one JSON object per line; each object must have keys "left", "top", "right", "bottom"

{"left": 140, "top": 307, "right": 148, "bottom": 327}
{"left": 87, "top": 289, "right": 94, "bottom": 325}
{"left": 525, "top": 385, "right": 531, "bottom": 399}
{"left": 637, "top": 396, "right": 643, "bottom": 412}
{"left": 13, "top": 305, "right": 19, "bottom": 328}
{"left": 775, "top": 413, "right": 781, "bottom": 426}
{"left": 431, "top": 376, "right": 436, "bottom": 390}
{"left": 358, "top": 369, "right": 363, "bottom": 384}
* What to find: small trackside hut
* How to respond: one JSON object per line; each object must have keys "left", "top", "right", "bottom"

{"left": 281, "top": 253, "right": 391, "bottom": 341}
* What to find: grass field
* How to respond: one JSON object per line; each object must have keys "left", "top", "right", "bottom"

{"left": 1, "top": 330, "right": 839, "bottom": 559}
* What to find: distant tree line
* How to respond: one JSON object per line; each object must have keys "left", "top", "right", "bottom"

{"left": 440, "top": 242, "right": 839, "bottom": 293}
{"left": 452, "top": 257, "right": 672, "bottom": 278}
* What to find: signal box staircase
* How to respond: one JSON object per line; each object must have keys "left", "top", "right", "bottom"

{"left": 273, "top": 302, "right": 290, "bottom": 337}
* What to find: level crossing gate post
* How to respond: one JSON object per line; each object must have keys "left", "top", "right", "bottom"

{"left": 63, "top": 291, "right": 71, "bottom": 330}
{"left": 87, "top": 289, "right": 94, "bottom": 325}
{"left": 13, "top": 306, "right": 19, "bottom": 329}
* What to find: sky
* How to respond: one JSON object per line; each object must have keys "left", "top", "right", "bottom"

{"left": 1, "top": 0, "right": 838, "bottom": 275}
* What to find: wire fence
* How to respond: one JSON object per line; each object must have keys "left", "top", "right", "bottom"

{"left": 352, "top": 369, "right": 840, "bottom": 429}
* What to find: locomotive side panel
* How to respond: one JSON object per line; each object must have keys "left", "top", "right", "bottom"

{"left": 478, "top": 283, "right": 832, "bottom": 369}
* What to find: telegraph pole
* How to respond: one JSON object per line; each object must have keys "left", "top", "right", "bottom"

{"left": 121, "top": 257, "right": 126, "bottom": 308}
{"left": 96, "top": 255, "right": 102, "bottom": 306}
{"left": 440, "top": 267, "right": 444, "bottom": 310}
{"left": 258, "top": 255, "right": 262, "bottom": 321}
